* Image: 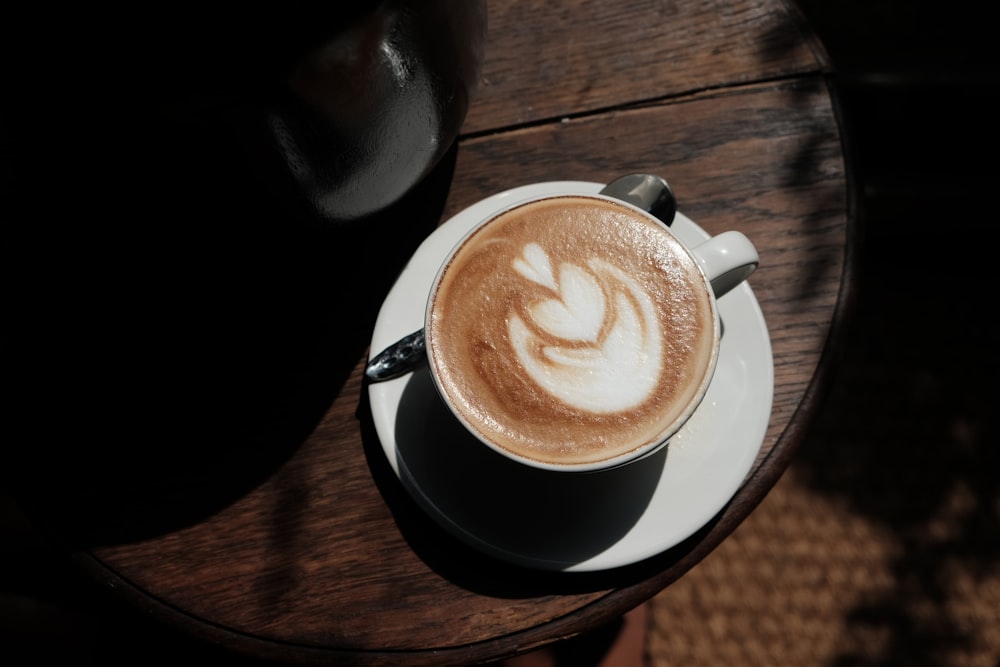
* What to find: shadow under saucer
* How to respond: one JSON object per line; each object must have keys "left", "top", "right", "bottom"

{"left": 393, "top": 367, "right": 665, "bottom": 569}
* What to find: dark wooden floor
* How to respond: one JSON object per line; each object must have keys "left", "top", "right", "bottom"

{"left": 3, "top": 1, "right": 997, "bottom": 665}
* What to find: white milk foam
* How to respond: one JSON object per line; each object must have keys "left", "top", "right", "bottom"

{"left": 427, "top": 195, "right": 717, "bottom": 466}
{"left": 509, "top": 244, "right": 662, "bottom": 412}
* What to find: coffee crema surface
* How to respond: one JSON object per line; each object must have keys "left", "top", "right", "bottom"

{"left": 426, "top": 195, "right": 718, "bottom": 466}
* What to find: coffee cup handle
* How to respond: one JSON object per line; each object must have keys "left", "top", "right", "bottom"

{"left": 690, "top": 230, "right": 759, "bottom": 299}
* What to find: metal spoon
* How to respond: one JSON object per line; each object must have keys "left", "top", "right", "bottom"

{"left": 597, "top": 172, "right": 676, "bottom": 226}
{"left": 364, "top": 174, "right": 677, "bottom": 382}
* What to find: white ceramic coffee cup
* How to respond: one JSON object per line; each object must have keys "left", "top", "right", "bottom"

{"left": 424, "top": 192, "right": 758, "bottom": 473}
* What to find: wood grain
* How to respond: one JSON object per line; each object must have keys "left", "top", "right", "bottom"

{"left": 72, "top": 1, "right": 853, "bottom": 665}
{"left": 466, "top": 0, "right": 828, "bottom": 132}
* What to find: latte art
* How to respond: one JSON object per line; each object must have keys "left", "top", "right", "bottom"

{"left": 427, "top": 195, "right": 718, "bottom": 467}
{"left": 509, "top": 243, "right": 663, "bottom": 413}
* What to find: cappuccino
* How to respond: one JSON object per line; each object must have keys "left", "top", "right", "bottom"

{"left": 426, "top": 195, "right": 719, "bottom": 468}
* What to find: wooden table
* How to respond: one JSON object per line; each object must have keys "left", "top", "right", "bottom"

{"left": 33, "top": 1, "right": 854, "bottom": 665}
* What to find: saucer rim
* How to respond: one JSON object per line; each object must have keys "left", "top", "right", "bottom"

{"left": 367, "top": 180, "right": 774, "bottom": 572}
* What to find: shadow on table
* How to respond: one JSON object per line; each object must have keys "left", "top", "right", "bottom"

{"left": 4, "top": 143, "right": 457, "bottom": 548}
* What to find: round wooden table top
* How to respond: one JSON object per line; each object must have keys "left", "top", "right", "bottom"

{"left": 20, "top": 1, "right": 856, "bottom": 665}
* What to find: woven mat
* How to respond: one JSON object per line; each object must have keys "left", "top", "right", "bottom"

{"left": 647, "top": 463, "right": 1000, "bottom": 666}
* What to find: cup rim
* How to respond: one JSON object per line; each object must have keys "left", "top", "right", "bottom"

{"left": 423, "top": 191, "right": 722, "bottom": 473}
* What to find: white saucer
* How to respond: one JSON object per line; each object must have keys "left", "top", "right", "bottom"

{"left": 368, "top": 181, "right": 773, "bottom": 572}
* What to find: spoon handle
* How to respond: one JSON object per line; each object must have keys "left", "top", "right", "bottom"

{"left": 365, "top": 329, "right": 426, "bottom": 381}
